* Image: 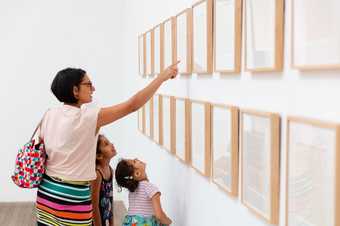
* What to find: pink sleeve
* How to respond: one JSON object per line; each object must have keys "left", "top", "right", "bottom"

{"left": 143, "top": 181, "right": 160, "bottom": 199}
{"left": 82, "top": 106, "right": 100, "bottom": 134}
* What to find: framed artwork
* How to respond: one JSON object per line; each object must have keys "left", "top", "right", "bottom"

{"left": 192, "top": 0, "right": 213, "bottom": 74}
{"left": 245, "top": 0, "right": 284, "bottom": 72}
{"left": 138, "top": 34, "right": 145, "bottom": 76}
{"left": 214, "top": 0, "right": 242, "bottom": 73}
{"left": 145, "top": 30, "right": 154, "bottom": 76}
{"left": 137, "top": 106, "right": 144, "bottom": 133}
{"left": 174, "top": 97, "right": 190, "bottom": 163}
{"left": 286, "top": 116, "right": 340, "bottom": 226}
{"left": 240, "top": 109, "right": 280, "bottom": 224}
{"left": 163, "top": 17, "right": 175, "bottom": 69}
{"left": 175, "top": 8, "right": 193, "bottom": 75}
{"left": 160, "top": 95, "right": 174, "bottom": 153}
{"left": 211, "top": 104, "right": 239, "bottom": 196}
{"left": 189, "top": 100, "right": 211, "bottom": 177}
{"left": 144, "top": 99, "right": 152, "bottom": 137}
{"left": 153, "top": 24, "right": 162, "bottom": 75}
{"left": 152, "top": 94, "right": 161, "bottom": 144}
{"left": 292, "top": 0, "right": 340, "bottom": 70}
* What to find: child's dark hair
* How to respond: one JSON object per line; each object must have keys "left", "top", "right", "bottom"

{"left": 115, "top": 159, "right": 139, "bottom": 192}
{"left": 96, "top": 134, "right": 104, "bottom": 164}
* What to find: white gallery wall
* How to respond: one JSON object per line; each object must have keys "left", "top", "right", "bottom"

{"left": 0, "top": 0, "right": 125, "bottom": 201}
{"left": 118, "top": 0, "right": 340, "bottom": 226}
{"left": 1, "top": 0, "right": 340, "bottom": 225}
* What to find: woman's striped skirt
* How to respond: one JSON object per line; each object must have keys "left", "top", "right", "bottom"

{"left": 36, "top": 174, "right": 93, "bottom": 226}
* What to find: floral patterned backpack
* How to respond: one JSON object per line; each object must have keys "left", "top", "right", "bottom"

{"left": 11, "top": 115, "right": 47, "bottom": 188}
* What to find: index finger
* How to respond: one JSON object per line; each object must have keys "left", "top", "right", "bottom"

{"left": 171, "top": 60, "right": 180, "bottom": 67}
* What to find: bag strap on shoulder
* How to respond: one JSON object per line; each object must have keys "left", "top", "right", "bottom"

{"left": 30, "top": 110, "right": 49, "bottom": 141}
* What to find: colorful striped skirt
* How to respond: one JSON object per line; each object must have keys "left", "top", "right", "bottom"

{"left": 36, "top": 174, "right": 93, "bottom": 226}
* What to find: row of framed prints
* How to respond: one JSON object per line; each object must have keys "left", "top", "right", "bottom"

{"left": 138, "top": 0, "right": 340, "bottom": 76}
{"left": 137, "top": 94, "right": 340, "bottom": 226}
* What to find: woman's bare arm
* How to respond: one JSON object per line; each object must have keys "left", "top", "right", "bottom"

{"left": 97, "top": 62, "right": 179, "bottom": 129}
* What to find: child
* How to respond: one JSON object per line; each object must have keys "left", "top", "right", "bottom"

{"left": 115, "top": 158, "right": 172, "bottom": 226}
{"left": 91, "top": 135, "right": 117, "bottom": 226}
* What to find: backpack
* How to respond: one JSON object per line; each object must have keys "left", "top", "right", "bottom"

{"left": 11, "top": 115, "right": 47, "bottom": 188}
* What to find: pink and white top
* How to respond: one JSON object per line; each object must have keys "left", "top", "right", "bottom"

{"left": 40, "top": 104, "right": 100, "bottom": 181}
{"left": 128, "top": 180, "right": 160, "bottom": 217}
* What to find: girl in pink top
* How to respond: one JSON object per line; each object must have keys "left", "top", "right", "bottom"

{"left": 115, "top": 158, "right": 172, "bottom": 226}
{"left": 36, "top": 62, "right": 179, "bottom": 226}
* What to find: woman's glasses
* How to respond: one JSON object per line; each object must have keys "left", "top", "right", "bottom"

{"left": 80, "top": 81, "right": 94, "bottom": 88}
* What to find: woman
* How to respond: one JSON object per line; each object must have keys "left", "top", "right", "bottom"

{"left": 36, "top": 62, "right": 178, "bottom": 226}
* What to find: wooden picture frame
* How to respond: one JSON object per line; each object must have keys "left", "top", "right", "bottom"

{"left": 214, "top": 0, "right": 243, "bottom": 74}
{"left": 285, "top": 116, "right": 340, "bottom": 226}
{"left": 162, "top": 17, "right": 176, "bottom": 69}
{"left": 144, "top": 100, "right": 152, "bottom": 137}
{"left": 189, "top": 100, "right": 211, "bottom": 177}
{"left": 240, "top": 109, "right": 280, "bottom": 224}
{"left": 192, "top": 0, "right": 213, "bottom": 74}
{"left": 160, "top": 95, "right": 175, "bottom": 153}
{"left": 173, "top": 97, "right": 190, "bottom": 163}
{"left": 244, "top": 0, "right": 284, "bottom": 72}
{"left": 153, "top": 24, "right": 162, "bottom": 75}
{"left": 137, "top": 106, "right": 144, "bottom": 133}
{"left": 138, "top": 34, "right": 145, "bottom": 76}
{"left": 211, "top": 104, "right": 239, "bottom": 196}
{"left": 145, "top": 30, "right": 154, "bottom": 76}
{"left": 152, "top": 94, "right": 161, "bottom": 144}
{"left": 291, "top": 0, "right": 340, "bottom": 70}
{"left": 175, "top": 9, "right": 193, "bottom": 75}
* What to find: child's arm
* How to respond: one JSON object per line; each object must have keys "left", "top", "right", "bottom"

{"left": 91, "top": 171, "right": 103, "bottom": 226}
{"left": 151, "top": 193, "right": 172, "bottom": 225}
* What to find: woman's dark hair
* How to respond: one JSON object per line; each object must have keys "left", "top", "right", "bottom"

{"left": 115, "top": 159, "right": 139, "bottom": 192}
{"left": 51, "top": 68, "right": 86, "bottom": 104}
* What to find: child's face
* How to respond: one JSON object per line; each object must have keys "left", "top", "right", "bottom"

{"left": 127, "top": 158, "right": 146, "bottom": 180}
{"left": 98, "top": 136, "right": 117, "bottom": 159}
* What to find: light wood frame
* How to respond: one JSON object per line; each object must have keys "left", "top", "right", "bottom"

{"left": 285, "top": 116, "right": 340, "bottom": 226}
{"left": 214, "top": 0, "right": 243, "bottom": 74}
{"left": 152, "top": 24, "right": 163, "bottom": 75}
{"left": 244, "top": 0, "right": 284, "bottom": 72}
{"left": 151, "top": 94, "right": 162, "bottom": 144}
{"left": 291, "top": 0, "right": 340, "bottom": 70}
{"left": 138, "top": 34, "right": 145, "bottom": 76}
{"left": 159, "top": 94, "right": 175, "bottom": 154}
{"left": 192, "top": 0, "right": 214, "bottom": 74}
{"left": 211, "top": 104, "right": 239, "bottom": 196}
{"left": 240, "top": 109, "right": 280, "bottom": 224}
{"left": 145, "top": 30, "right": 154, "bottom": 76}
{"left": 173, "top": 97, "right": 191, "bottom": 163}
{"left": 188, "top": 99, "right": 212, "bottom": 177}
{"left": 162, "top": 17, "right": 176, "bottom": 70}
{"left": 175, "top": 8, "right": 193, "bottom": 75}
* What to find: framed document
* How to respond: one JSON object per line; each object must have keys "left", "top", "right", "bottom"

{"left": 152, "top": 95, "right": 161, "bottom": 144}
{"left": 174, "top": 97, "right": 190, "bottom": 163}
{"left": 214, "top": 0, "right": 242, "bottom": 73}
{"left": 245, "top": 0, "right": 284, "bottom": 72}
{"left": 153, "top": 24, "right": 162, "bottom": 75}
{"left": 189, "top": 100, "right": 211, "bottom": 177}
{"left": 160, "top": 95, "right": 174, "bottom": 153}
{"left": 138, "top": 34, "right": 145, "bottom": 76}
{"left": 292, "top": 0, "right": 340, "bottom": 70}
{"left": 286, "top": 117, "right": 340, "bottom": 226}
{"left": 144, "top": 100, "right": 152, "bottom": 137}
{"left": 163, "top": 18, "right": 175, "bottom": 69}
{"left": 211, "top": 104, "right": 239, "bottom": 196}
{"left": 137, "top": 106, "right": 144, "bottom": 133}
{"left": 175, "top": 9, "right": 193, "bottom": 75}
{"left": 240, "top": 109, "right": 280, "bottom": 224}
{"left": 192, "top": 0, "right": 213, "bottom": 74}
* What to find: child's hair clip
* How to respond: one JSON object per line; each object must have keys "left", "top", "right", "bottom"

{"left": 124, "top": 176, "right": 133, "bottom": 180}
